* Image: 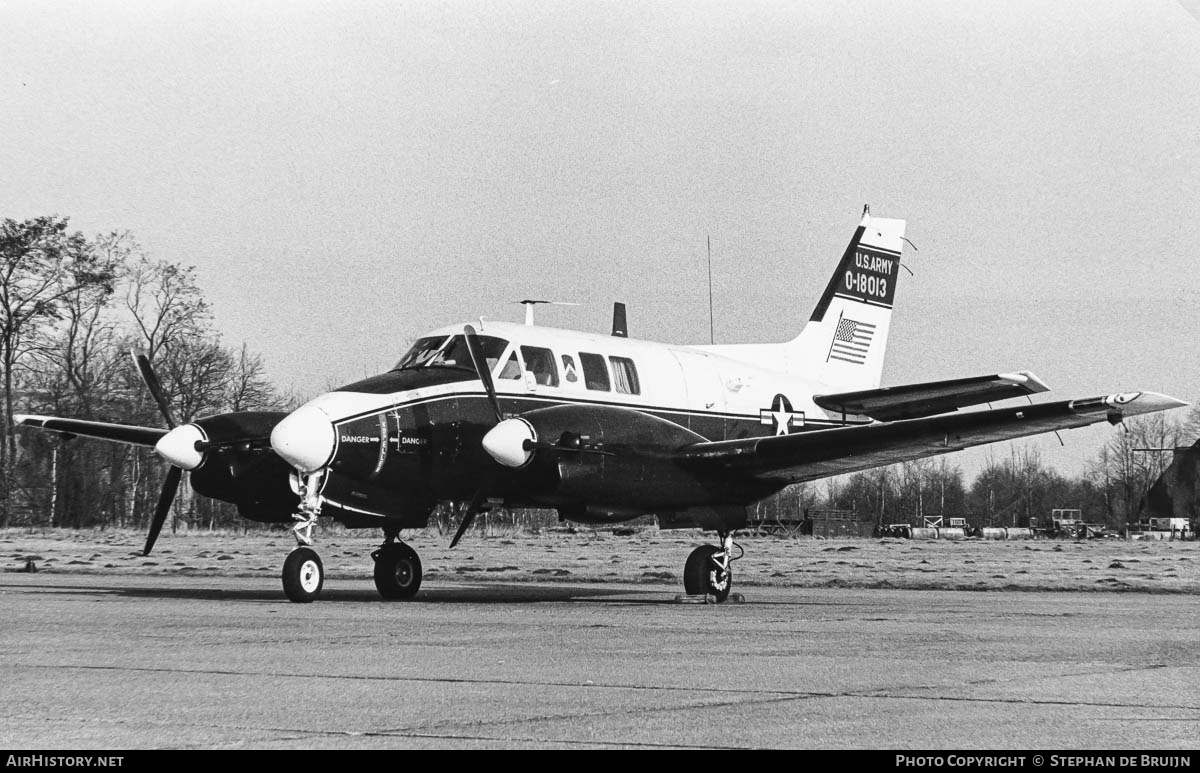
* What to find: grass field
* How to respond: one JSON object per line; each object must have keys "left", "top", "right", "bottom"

{"left": 4, "top": 526, "right": 1198, "bottom": 594}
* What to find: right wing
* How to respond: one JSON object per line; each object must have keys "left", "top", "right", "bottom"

{"left": 677, "top": 391, "right": 1187, "bottom": 483}
{"left": 14, "top": 415, "right": 167, "bottom": 447}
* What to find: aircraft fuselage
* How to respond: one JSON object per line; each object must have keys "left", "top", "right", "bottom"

{"left": 283, "top": 320, "right": 862, "bottom": 528}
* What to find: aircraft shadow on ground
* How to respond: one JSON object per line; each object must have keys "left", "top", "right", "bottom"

{"left": 11, "top": 579, "right": 657, "bottom": 605}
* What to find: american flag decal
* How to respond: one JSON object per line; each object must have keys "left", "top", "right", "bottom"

{"left": 827, "top": 315, "right": 876, "bottom": 364}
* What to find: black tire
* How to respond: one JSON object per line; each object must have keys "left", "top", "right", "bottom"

{"left": 373, "top": 543, "right": 423, "bottom": 600}
{"left": 282, "top": 547, "right": 324, "bottom": 603}
{"left": 683, "top": 544, "right": 732, "bottom": 602}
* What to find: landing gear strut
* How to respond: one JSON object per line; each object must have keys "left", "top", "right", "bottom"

{"left": 683, "top": 532, "right": 739, "bottom": 602}
{"left": 282, "top": 470, "right": 326, "bottom": 603}
{"left": 372, "top": 531, "right": 423, "bottom": 600}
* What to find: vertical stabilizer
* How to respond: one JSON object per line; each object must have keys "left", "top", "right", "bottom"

{"left": 789, "top": 209, "right": 906, "bottom": 391}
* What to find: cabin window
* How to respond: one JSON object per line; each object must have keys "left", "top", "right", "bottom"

{"left": 610, "top": 356, "right": 640, "bottom": 395}
{"left": 520, "top": 346, "right": 559, "bottom": 386}
{"left": 561, "top": 354, "right": 578, "bottom": 383}
{"left": 579, "top": 352, "right": 610, "bottom": 391}
{"left": 497, "top": 351, "right": 521, "bottom": 380}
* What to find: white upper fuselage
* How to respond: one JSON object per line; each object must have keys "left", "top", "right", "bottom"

{"left": 296, "top": 319, "right": 868, "bottom": 439}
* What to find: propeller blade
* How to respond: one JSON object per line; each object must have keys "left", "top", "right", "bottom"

{"left": 144, "top": 465, "right": 182, "bottom": 556}
{"left": 130, "top": 349, "right": 177, "bottom": 429}
{"left": 449, "top": 489, "right": 488, "bottom": 549}
{"left": 463, "top": 325, "right": 503, "bottom": 423}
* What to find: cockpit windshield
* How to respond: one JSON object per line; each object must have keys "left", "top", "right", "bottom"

{"left": 394, "top": 335, "right": 510, "bottom": 372}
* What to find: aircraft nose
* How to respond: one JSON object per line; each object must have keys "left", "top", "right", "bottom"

{"left": 270, "top": 404, "right": 337, "bottom": 472}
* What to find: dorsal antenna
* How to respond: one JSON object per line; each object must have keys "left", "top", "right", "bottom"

{"left": 515, "top": 299, "right": 579, "bottom": 326}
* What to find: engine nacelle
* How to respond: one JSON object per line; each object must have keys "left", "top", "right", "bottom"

{"left": 186, "top": 412, "right": 299, "bottom": 522}
{"left": 503, "top": 404, "right": 751, "bottom": 513}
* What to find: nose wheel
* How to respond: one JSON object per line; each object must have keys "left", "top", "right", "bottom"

{"left": 282, "top": 547, "right": 325, "bottom": 603}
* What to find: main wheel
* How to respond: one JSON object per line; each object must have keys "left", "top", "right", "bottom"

{"left": 282, "top": 547, "right": 324, "bottom": 603}
{"left": 373, "top": 543, "right": 423, "bottom": 600}
{"left": 683, "top": 544, "right": 732, "bottom": 602}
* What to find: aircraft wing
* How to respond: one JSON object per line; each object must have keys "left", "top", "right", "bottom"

{"left": 677, "top": 392, "right": 1186, "bottom": 483}
{"left": 812, "top": 371, "right": 1050, "bottom": 422}
{"left": 14, "top": 414, "right": 167, "bottom": 447}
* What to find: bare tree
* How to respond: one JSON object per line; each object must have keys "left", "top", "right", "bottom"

{"left": 226, "top": 343, "right": 287, "bottom": 411}
{"left": 124, "top": 255, "right": 212, "bottom": 364}
{"left": 0, "top": 217, "right": 118, "bottom": 524}
{"left": 1091, "top": 413, "right": 1189, "bottom": 527}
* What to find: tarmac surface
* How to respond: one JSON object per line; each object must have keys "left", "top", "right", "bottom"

{"left": 1, "top": 572, "right": 1197, "bottom": 750}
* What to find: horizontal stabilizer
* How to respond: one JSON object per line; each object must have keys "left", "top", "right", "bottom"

{"left": 813, "top": 371, "right": 1051, "bottom": 421}
{"left": 678, "top": 391, "right": 1188, "bottom": 484}
{"left": 14, "top": 415, "right": 167, "bottom": 447}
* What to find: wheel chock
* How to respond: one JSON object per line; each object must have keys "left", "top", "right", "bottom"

{"left": 673, "top": 593, "right": 745, "bottom": 604}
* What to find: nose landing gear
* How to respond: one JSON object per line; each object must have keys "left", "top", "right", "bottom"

{"left": 282, "top": 470, "right": 327, "bottom": 603}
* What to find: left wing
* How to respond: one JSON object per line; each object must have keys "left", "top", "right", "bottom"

{"left": 677, "top": 391, "right": 1187, "bottom": 482}
{"left": 14, "top": 415, "right": 167, "bottom": 447}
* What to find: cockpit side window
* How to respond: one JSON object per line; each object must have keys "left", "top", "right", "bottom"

{"left": 394, "top": 336, "right": 449, "bottom": 369}
{"left": 520, "top": 346, "right": 559, "bottom": 387}
{"left": 610, "top": 356, "right": 640, "bottom": 395}
{"left": 579, "top": 352, "right": 609, "bottom": 391}
{"left": 497, "top": 351, "right": 521, "bottom": 380}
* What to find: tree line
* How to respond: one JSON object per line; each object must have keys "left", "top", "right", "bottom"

{"left": 2, "top": 215, "right": 1196, "bottom": 534}
{"left": 1, "top": 216, "right": 292, "bottom": 530}
{"left": 755, "top": 411, "right": 1198, "bottom": 534}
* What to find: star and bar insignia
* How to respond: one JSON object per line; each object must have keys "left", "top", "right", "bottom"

{"left": 759, "top": 394, "right": 805, "bottom": 436}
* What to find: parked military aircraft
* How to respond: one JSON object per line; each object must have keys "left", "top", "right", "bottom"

{"left": 16, "top": 208, "right": 1187, "bottom": 602}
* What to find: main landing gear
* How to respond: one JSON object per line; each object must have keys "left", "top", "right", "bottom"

{"left": 683, "top": 532, "right": 741, "bottom": 603}
{"left": 372, "top": 531, "right": 423, "bottom": 599}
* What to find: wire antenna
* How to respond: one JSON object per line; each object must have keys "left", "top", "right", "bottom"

{"left": 707, "top": 235, "right": 714, "bottom": 344}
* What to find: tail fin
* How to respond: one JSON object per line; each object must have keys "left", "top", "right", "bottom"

{"left": 789, "top": 208, "right": 906, "bottom": 390}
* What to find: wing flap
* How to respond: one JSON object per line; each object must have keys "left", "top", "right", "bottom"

{"left": 14, "top": 414, "right": 167, "bottom": 447}
{"left": 678, "top": 391, "right": 1186, "bottom": 483}
{"left": 812, "top": 371, "right": 1051, "bottom": 422}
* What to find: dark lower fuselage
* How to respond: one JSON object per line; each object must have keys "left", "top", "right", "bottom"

{"left": 315, "top": 370, "right": 801, "bottom": 527}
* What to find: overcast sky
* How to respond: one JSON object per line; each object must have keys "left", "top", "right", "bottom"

{"left": 3, "top": 0, "right": 1199, "bottom": 479}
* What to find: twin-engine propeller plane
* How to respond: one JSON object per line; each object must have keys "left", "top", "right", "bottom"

{"left": 16, "top": 208, "right": 1188, "bottom": 602}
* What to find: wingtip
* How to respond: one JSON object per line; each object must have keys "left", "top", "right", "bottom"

{"left": 998, "top": 371, "right": 1052, "bottom": 393}
{"left": 1106, "top": 391, "right": 1189, "bottom": 414}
